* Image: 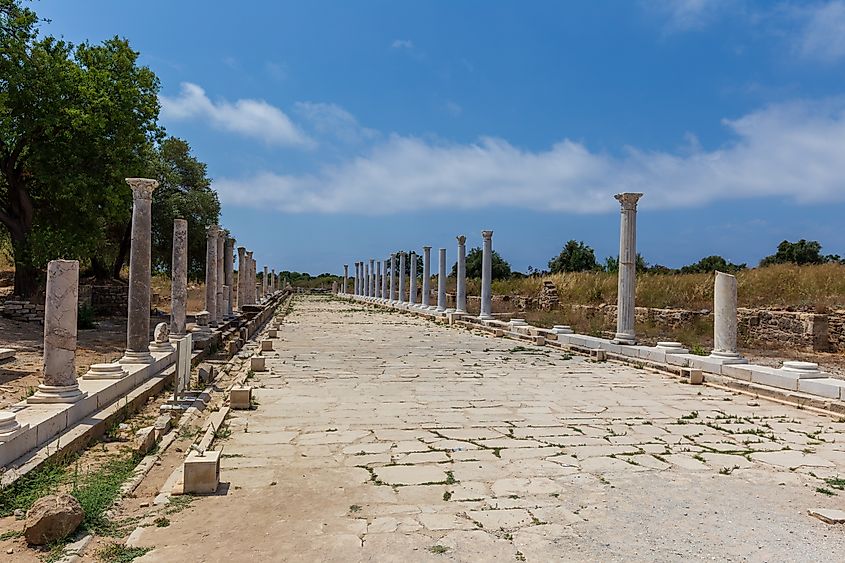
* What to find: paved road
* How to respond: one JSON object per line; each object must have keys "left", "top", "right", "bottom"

{"left": 138, "top": 295, "right": 845, "bottom": 562}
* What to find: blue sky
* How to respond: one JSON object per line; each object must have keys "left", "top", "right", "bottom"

{"left": 36, "top": 0, "right": 845, "bottom": 273}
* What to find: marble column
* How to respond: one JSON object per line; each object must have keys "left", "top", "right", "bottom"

{"left": 366, "top": 261, "right": 371, "bottom": 298}
{"left": 248, "top": 252, "right": 256, "bottom": 304}
{"left": 381, "top": 259, "right": 388, "bottom": 301}
{"left": 710, "top": 271, "right": 747, "bottom": 363}
{"left": 389, "top": 254, "right": 397, "bottom": 303}
{"left": 437, "top": 248, "right": 447, "bottom": 312}
{"left": 479, "top": 230, "right": 493, "bottom": 320}
{"left": 121, "top": 178, "right": 158, "bottom": 364}
{"left": 28, "top": 260, "right": 85, "bottom": 403}
{"left": 224, "top": 236, "right": 235, "bottom": 318}
{"left": 170, "top": 219, "right": 188, "bottom": 339}
{"left": 263, "top": 265, "right": 269, "bottom": 301}
{"left": 216, "top": 232, "right": 225, "bottom": 323}
{"left": 422, "top": 246, "right": 432, "bottom": 309}
{"left": 237, "top": 247, "right": 246, "bottom": 310}
{"left": 356, "top": 262, "right": 362, "bottom": 296}
{"left": 369, "top": 258, "right": 375, "bottom": 298}
{"left": 456, "top": 235, "right": 467, "bottom": 314}
{"left": 398, "top": 252, "right": 407, "bottom": 304}
{"left": 343, "top": 264, "right": 349, "bottom": 294}
{"left": 409, "top": 252, "right": 418, "bottom": 307}
{"left": 612, "top": 193, "right": 643, "bottom": 345}
{"left": 204, "top": 225, "right": 219, "bottom": 327}
{"left": 271, "top": 269, "right": 276, "bottom": 294}
{"left": 375, "top": 261, "right": 381, "bottom": 299}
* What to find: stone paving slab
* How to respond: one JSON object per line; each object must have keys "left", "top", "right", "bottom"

{"left": 135, "top": 296, "right": 845, "bottom": 562}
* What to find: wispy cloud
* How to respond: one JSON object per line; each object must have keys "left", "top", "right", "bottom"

{"left": 214, "top": 98, "right": 845, "bottom": 215}
{"left": 391, "top": 39, "right": 414, "bottom": 49}
{"left": 293, "top": 102, "right": 378, "bottom": 145}
{"left": 794, "top": 1, "right": 845, "bottom": 62}
{"left": 645, "top": 0, "right": 736, "bottom": 32}
{"left": 445, "top": 100, "right": 463, "bottom": 117}
{"left": 160, "top": 82, "right": 313, "bottom": 147}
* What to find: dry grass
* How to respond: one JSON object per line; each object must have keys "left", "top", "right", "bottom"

{"left": 486, "top": 263, "right": 845, "bottom": 311}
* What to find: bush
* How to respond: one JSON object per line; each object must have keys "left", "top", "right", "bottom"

{"left": 78, "top": 303, "right": 96, "bottom": 329}
{"left": 548, "top": 240, "right": 599, "bottom": 273}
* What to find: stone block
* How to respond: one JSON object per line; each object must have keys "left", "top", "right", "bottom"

{"left": 183, "top": 450, "right": 221, "bottom": 494}
{"left": 638, "top": 348, "right": 667, "bottom": 364}
{"left": 687, "top": 356, "right": 726, "bottom": 374}
{"left": 134, "top": 426, "right": 156, "bottom": 455}
{"left": 809, "top": 508, "right": 845, "bottom": 524}
{"left": 798, "top": 378, "right": 845, "bottom": 400}
{"left": 590, "top": 349, "right": 607, "bottom": 362}
{"left": 750, "top": 367, "right": 800, "bottom": 391}
{"left": 230, "top": 386, "right": 252, "bottom": 410}
{"left": 0, "top": 348, "right": 15, "bottom": 361}
{"left": 682, "top": 368, "right": 704, "bottom": 385}
{"left": 722, "top": 364, "right": 755, "bottom": 381}
{"left": 260, "top": 340, "right": 274, "bottom": 352}
{"left": 154, "top": 414, "right": 172, "bottom": 439}
{"left": 268, "top": 329, "right": 278, "bottom": 338}
{"left": 250, "top": 356, "right": 266, "bottom": 372}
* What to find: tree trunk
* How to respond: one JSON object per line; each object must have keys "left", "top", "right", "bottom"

{"left": 111, "top": 221, "right": 131, "bottom": 280}
{"left": 10, "top": 229, "right": 38, "bottom": 298}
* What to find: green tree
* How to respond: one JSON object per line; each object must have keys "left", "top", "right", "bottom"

{"left": 680, "top": 255, "right": 746, "bottom": 274}
{"left": 759, "top": 239, "right": 830, "bottom": 267}
{"left": 603, "top": 254, "right": 649, "bottom": 273}
{"left": 456, "top": 246, "right": 511, "bottom": 280}
{"left": 0, "top": 1, "right": 161, "bottom": 295}
{"left": 548, "top": 240, "right": 599, "bottom": 273}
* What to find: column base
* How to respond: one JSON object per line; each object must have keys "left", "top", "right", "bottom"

{"left": 169, "top": 333, "right": 187, "bottom": 343}
{"left": 478, "top": 313, "right": 493, "bottom": 320}
{"left": 612, "top": 333, "right": 637, "bottom": 345}
{"left": 0, "top": 411, "right": 28, "bottom": 441}
{"left": 83, "top": 363, "right": 128, "bottom": 380}
{"left": 709, "top": 351, "right": 748, "bottom": 364}
{"left": 149, "top": 341, "right": 176, "bottom": 354}
{"left": 119, "top": 350, "right": 155, "bottom": 365}
{"left": 27, "top": 384, "right": 87, "bottom": 404}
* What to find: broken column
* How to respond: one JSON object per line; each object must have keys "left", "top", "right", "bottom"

{"left": 236, "top": 247, "right": 246, "bottom": 310}
{"left": 612, "top": 193, "right": 642, "bottom": 345}
{"left": 437, "top": 248, "right": 447, "bottom": 313}
{"left": 204, "top": 225, "right": 219, "bottom": 327}
{"left": 224, "top": 236, "right": 235, "bottom": 318}
{"left": 409, "top": 252, "right": 418, "bottom": 306}
{"left": 422, "top": 246, "right": 432, "bottom": 309}
{"left": 456, "top": 235, "right": 467, "bottom": 314}
{"left": 216, "top": 231, "right": 225, "bottom": 323}
{"left": 29, "top": 260, "right": 86, "bottom": 403}
{"left": 479, "top": 230, "right": 493, "bottom": 320}
{"left": 710, "top": 271, "right": 747, "bottom": 363}
{"left": 121, "top": 178, "right": 158, "bottom": 364}
{"left": 170, "top": 218, "right": 188, "bottom": 339}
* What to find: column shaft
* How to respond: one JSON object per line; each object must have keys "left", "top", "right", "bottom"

{"left": 456, "top": 236, "right": 467, "bottom": 313}
{"left": 613, "top": 193, "right": 642, "bottom": 344}
{"left": 170, "top": 219, "right": 188, "bottom": 338}
{"left": 437, "top": 248, "right": 447, "bottom": 312}
{"left": 409, "top": 253, "right": 418, "bottom": 306}
{"left": 479, "top": 231, "right": 493, "bottom": 320}
{"left": 422, "top": 247, "right": 431, "bottom": 308}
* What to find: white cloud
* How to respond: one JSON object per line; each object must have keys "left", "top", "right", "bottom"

{"left": 445, "top": 100, "right": 463, "bottom": 117}
{"left": 795, "top": 1, "right": 845, "bottom": 62}
{"left": 213, "top": 98, "right": 845, "bottom": 215}
{"left": 646, "top": 0, "right": 735, "bottom": 32}
{"left": 293, "top": 102, "right": 378, "bottom": 145}
{"left": 160, "top": 82, "right": 313, "bottom": 147}
{"left": 391, "top": 39, "right": 414, "bottom": 49}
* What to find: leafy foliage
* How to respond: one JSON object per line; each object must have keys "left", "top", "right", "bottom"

{"left": 454, "top": 246, "right": 512, "bottom": 279}
{"left": 603, "top": 253, "right": 649, "bottom": 273}
{"left": 548, "top": 240, "right": 599, "bottom": 273}
{"left": 680, "top": 255, "right": 746, "bottom": 274}
{"left": 759, "top": 239, "right": 841, "bottom": 267}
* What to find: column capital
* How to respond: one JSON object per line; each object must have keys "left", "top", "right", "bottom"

{"left": 125, "top": 178, "right": 158, "bottom": 200}
{"left": 423, "top": 246, "right": 431, "bottom": 251}
{"left": 457, "top": 235, "right": 466, "bottom": 245}
{"left": 614, "top": 192, "right": 643, "bottom": 211}
{"left": 481, "top": 230, "right": 493, "bottom": 240}
{"left": 207, "top": 224, "right": 220, "bottom": 238}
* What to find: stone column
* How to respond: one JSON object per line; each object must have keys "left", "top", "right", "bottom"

{"left": 456, "top": 235, "right": 467, "bottom": 314}
{"left": 409, "top": 252, "right": 418, "bottom": 307}
{"left": 263, "top": 265, "right": 269, "bottom": 301}
{"left": 237, "top": 247, "right": 246, "bottom": 310}
{"left": 479, "top": 230, "right": 493, "bottom": 320}
{"left": 369, "top": 258, "right": 375, "bottom": 298}
{"left": 204, "top": 225, "right": 219, "bottom": 327}
{"left": 437, "top": 248, "right": 447, "bottom": 312}
{"left": 389, "top": 254, "right": 397, "bottom": 303}
{"left": 375, "top": 261, "right": 382, "bottom": 299}
{"left": 354, "top": 262, "right": 360, "bottom": 296}
{"left": 224, "top": 236, "right": 235, "bottom": 318}
{"left": 170, "top": 219, "right": 188, "bottom": 339}
{"left": 612, "top": 193, "right": 643, "bottom": 345}
{"left": 246, "top": 252, "right": 255, "bottom": 304}
{"left": 710, "top": 271, "right": 746, "bottom": 363}
{"left": 381, "top": 259, "right": 388, "bottom": 301}
{"left": 343, "top": 264, "right": 349, "bottom": 294}
{"left": 398, "top": 252, "right": 407, "bottom": 304}
{"left": 366, "top": 261, "right": 372, "bottom": 298}
{"left": 121, "top": 178, "right": 158, "bottom": 364}
{"left": 28, "top": 260, "right": 85, "bottom": 403}
{"left": 216, "top": 232, "right": 225, "bottom": 322}
{"left": 422, "top": 246, "right": 432, "bottom": 309}
{"left": 271, "top": 269, "right": 276, "bottom": 294}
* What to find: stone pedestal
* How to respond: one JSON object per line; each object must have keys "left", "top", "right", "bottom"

{"left": 479, "top": 231, "right": 493, "bottom": 320}
{"left": 250, "top": 356, "right": 266, "bottom": 372}
{"left": 422, "top": 246, "right": 432, "bottom": 309}
{"left": 171, "top": 219, "right": 188, "bottom": 339}
{"left": 121, "top": 178, "right": 158, "bottom": 365}
{"left": 230, "top": 386, "right": 252, "bottom": 410}
{"left": 237, "top": 247, "right": 246, "bottom": 310}
{"left": 398, "top": 252, "right": 407, "bottom": 304}
{"left": 456, "top": 235, "right": 467, "bottom": 313}
{"left": 183, "top": 450, "right": 220, "bottom": 494}
{"left": 29, "top": 260, "right": 86, "bottom": 404}
{"left": 409, "top": 253, "right": 418, "bottom": 306}
{"left": 710, "top": 271, "right": 747, "bottom": 363}
{"left": 612, "top": 193, "right": 642, "bottom": 345}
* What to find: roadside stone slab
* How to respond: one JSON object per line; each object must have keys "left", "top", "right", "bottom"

{"left": 374, "top": 465, "right": 448, "bottom": 486}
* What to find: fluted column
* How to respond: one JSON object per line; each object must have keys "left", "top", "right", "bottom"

{"left": 437, "top": 248, "right": 447, "bottom": 312}
{"left": 237, "top": 247, "right": 246, "bottom": 310}
{"left": 422, "top": 246, "right": 432, "bottom": 309}
{"left": 121, "top": 178, "right": 158, "bottom": 363}
{"left": 389, "top": 254, "right": 397, "bottom": 303}
{"left": 613, "top": 193, "right": 643, "bottom": 344}
{"left": 170, "top": 219, "right": 188, "bottom": 338}
{"left": 409, "top": 252, "right": 418, "bottom": 307}
{"left": 479, "top": 230, "right": 494, "bottom": 320}
{"left": 710, "top": 271, "right": 747, "bottom": 363}
{"left": 224, "top": 236, "right": 235, "bottom": 318}
{"left": 456, "top": 235, "right": 467, "bottom": 314}
{"left": 29, "top": 260, "right": 85, "bottom": 403}
{"left": 343, "top": 264, "right": 349, "bottom": 294}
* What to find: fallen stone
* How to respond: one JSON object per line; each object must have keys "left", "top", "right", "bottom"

{"left": 809, "top": 508, "right": 845, "bottom": 524}
{"left": 24, "top": 494, "right": 84, "bottom": 546}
